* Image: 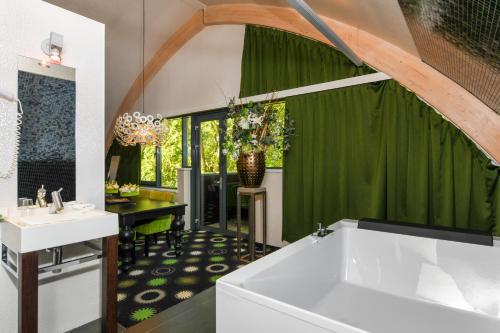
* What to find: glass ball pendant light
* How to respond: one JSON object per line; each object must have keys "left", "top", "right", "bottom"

{"left": 113, "top": 0, "right": 167, "bottom": 147}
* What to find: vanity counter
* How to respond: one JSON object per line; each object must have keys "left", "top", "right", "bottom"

{"left": 1, "top": 204, "right": 119, "bottom": 333}
{"left": 1, "top": 205, "right": 118, "bottom": 253}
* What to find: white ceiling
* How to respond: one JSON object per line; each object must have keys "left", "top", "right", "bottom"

{"left": 44, "top": 0, "right": 418, "bottom": 129}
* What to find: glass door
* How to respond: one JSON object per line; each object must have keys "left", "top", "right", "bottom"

{"left": 191, "top": 111, "right": 228, "bottom": 232}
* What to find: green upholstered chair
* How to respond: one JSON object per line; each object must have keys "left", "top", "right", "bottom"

{"left": 135, "top": 190, "right": 175, "bottom": 257}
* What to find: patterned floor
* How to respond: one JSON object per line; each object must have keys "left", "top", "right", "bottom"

{"left": 117, "top": 230, "right": 257, "bottom": 328}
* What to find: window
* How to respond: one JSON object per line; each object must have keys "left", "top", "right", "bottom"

{"left": 140, "top": 145, "right": 156, "bottom": 183}
{"left": 184, "top": 116, "right": 192, "bottom": 167}
{"left": 139, "top": 104, "right": 285, "bottom": 188}
{"left": 265, "top": 102, "right": 285, "bottom": 168}
{"left": 226, "top": 118, "right": 237, "bottom": 173}
{"left": 161, "top": 118, "right": 183, "bottom": 188}
{"left": 140, "top": 116, "right": 190, "bottom": 189}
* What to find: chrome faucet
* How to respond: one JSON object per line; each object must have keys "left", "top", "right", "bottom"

{"left": 315, "top": 223, "right": 329, "bottom": 237}
{"left": 36, "top": 185, "right": 48, "bottom": 208}
{"left": 49, "top": 188, "right": 64, "bottom": 214}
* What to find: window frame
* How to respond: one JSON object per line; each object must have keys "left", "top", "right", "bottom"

{"left": 139, "top": 103, "right": 286, "bottom": 188}
{"left": 139, "top": 115, "right": 190, "bottom": 189}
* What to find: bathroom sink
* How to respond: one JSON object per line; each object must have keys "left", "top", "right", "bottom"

{"left": 1, "top": 204, "right": 118, "bottom": 253}
{"left": 16, "top": 207, "right": 106, "bottom": 226}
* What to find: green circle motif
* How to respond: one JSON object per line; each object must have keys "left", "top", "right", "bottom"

{"left": 118, "top": 279, "right": 137, "bottom": 288}
{"left": 135, "top": 259, "right": 153, "bottom": 266}
{"left": 190, "top": 244, "right": 205, "bottom": 249}
{"left": 209, "top": 256, "right": 225, "bottom": 263}
{"left": 163, "top": 258, "right": 178, "bottom": 265}
{"left": 209, "top": 275, "right": 223, "bottom": 283}
{"left": 147, "top": 278, "right": 167, "bottom": 287}
{"left": 213, "top": 243, "right": 226, "bottom": 248}
{"left": 131, "top": 307, "right": 157, "bottom": 322}
{"left": 185, "top": 257, "right": 200, "bottom": 264}
{"left": 175, "top": 276, "right": 199, "bottom": 286}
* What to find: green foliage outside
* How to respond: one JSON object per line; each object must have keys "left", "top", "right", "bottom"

{"left": 200, "top": 120, "right": 220, "bottom": 174}
{"left": 161, "top": 118, "right": 183, "bottom": 188}
{"left": 264, "top": 102, "right": 286, "bottom": 168}
{"left": 140, "top": 145, "right": 156, "bottom": 182}
{"left": 140, "top": 118, "right": 183, "bottom": 188}
{"left": 140, "top": 104, "right": 287, "bottom": 188}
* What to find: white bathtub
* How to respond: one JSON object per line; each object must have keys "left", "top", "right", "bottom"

{"left": 216, "top": 220, "right": 500, "bottom": 333}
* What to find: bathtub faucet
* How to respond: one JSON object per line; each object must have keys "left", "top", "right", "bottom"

{"left": 314, "top": 223, "right": 330, "bottom": 237}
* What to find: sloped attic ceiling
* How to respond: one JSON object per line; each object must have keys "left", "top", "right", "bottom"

{"left": 200, "top": 0, "right": 420, "bottom": 56}
{"left": 45, "top": 0, "right": 499, "bottom": 124}
{"left": 45, "top": 0, "right": 419, "bottom": 123}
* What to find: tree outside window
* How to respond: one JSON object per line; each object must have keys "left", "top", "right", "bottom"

{"left": 140, "top": 104, "right": 285, "bottom": 188}
{"left": 140, "top": 145, "right": 156, "bottom": 182}
{"left": 161, "top": 118, "right": 183, "bottom": 188}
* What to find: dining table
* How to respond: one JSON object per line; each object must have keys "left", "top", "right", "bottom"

{"left": 105, "top": 196, "right": 187, "bottom": 271}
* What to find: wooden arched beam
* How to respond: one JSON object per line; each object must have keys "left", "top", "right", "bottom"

{"left": 108, "top": 4, "right": 500, "bottom": 163}
{"left": 106, "top": 10, "right": 205, "bottom": 150}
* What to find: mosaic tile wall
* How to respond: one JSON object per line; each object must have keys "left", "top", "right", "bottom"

{"left": 17, "top": 71, "right": 76, "bottom": 202}
{"left": 399, "top": 0, "right": 500, "bottom": 114}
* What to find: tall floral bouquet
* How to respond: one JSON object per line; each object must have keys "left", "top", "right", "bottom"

{"left": 222, "top": 98, "right": 295, "bottom": 160}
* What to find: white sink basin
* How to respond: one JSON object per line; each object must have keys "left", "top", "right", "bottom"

{"left": 14, "top": 207, "right": 106, "bottom": 226}
{"left": 1, "top": 204, "right": 118, "bottom": 253}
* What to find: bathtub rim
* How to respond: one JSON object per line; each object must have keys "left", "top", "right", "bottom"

{"left": 217, "top": 219, "right": 500, "bottom": 332}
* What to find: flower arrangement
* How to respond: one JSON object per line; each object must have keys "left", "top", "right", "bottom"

{"left": 105, "top": 180, "right": 119, "bottom": 194}
{"left": 222, "top": 97, "right": 295, "bottom": 160}
{"left": 119, "top": 183, "right": 140, "bottom": 197}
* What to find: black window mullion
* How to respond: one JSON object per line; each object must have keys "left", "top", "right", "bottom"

{"left": 155, "top": 146, "right": 162, "bottom": 187}
{"left": 182, "top": 117, "right": 188, "bottom": 168}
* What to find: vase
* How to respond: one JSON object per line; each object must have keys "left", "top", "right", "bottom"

{"left": 237, "top": 151, "right": 265, "bottom": 188}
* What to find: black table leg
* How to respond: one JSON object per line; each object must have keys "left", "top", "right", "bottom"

{"left": 171, "top": 213, "right": 185, "bottom": 256}
{"left": 119, "top": 219, "right": 135, "bottom": 271}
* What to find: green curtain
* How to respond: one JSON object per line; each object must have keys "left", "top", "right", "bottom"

{"left": 240, "top": 26, "right": 374, "bottom": 97}
{"left": 283, "top": 81, "right": 500, "bottom": 241}
{"left": 105, "top": 140, "right": 141, "bottom": 184}
{"left": 239, "top": 25, "right": 500, "bottom": 242}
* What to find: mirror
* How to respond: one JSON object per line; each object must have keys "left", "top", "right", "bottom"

{"left": 17, "top": 56, "right": 76, "bottom": 203}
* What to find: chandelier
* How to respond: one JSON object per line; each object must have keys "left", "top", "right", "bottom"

{"left": 114, "top": 112, "right": 167, "bottom": 146}
{"left": 113, "top": 0, "right": 167, "bottom": 147}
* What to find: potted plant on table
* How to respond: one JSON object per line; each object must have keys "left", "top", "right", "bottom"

{"left": 105, "top": 180, "right": 119, "bottom": 195}
{"left": 119, "top": 183, "right": 140, "bottom": 197}
{"left": 223, "top": 97, "right": 294, "bottom": 188}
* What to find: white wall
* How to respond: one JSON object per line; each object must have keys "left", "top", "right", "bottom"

{"left": 0, "top": 0, "right": 105, "bottom": 332}
{"left": 176, "top": 168, "right": 192, "bottom": 230}
{"left": 255, "top": 170, "right": 284, "bottom": 248}
{"left": 145, "top": 25, "right": 245, "bottom": 117}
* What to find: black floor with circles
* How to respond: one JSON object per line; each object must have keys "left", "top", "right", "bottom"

{"left": 117, "top": 230, "right": 270, "bottom": 328}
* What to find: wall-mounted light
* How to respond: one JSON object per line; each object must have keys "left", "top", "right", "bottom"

{"left": 41, "top": 32, "right": 64, "bottom": 64}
